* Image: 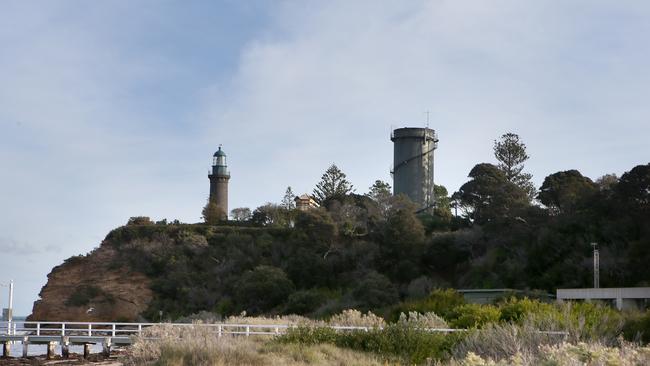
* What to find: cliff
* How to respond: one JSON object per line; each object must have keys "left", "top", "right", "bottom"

{"left": 28, "top": 243, "right": 153, "bottom": 322}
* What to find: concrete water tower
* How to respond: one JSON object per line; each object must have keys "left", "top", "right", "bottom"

{"left": 391, "top": 127, "right": 439, "bottom": 213}
{"left": 208, "top": 146, "right": 230, "bottom": 215}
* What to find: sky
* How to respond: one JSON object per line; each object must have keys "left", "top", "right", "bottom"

{"left": 1, "top": 0, "right": 649, "bottom": 315}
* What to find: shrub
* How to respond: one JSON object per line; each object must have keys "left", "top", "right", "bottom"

{"left": 285, "top": 290, "right": 326, "bottom": 315}
{"left": 328, "top": 309, "right": 386, "bottom": 328}
{"left": 65, "top": 285, "right": 104, "bottom": 307}
{"left": 451, "top": 322, "right": 565, "bottom": 363}
{"left": 525, "top": 301, "right": 624, "bottom": 344}
{"left": 396, "top": 311, "right": 448, "bottom": 329}
{"left": 127, "top": 216, "right": 154, "bottom": 225}
{"left": 279, "top": 326, "right": 338, "bottom": 345}
{"left": 623, "top": 310, "right": 650, "bottom": 344}
{"left": 334, "top": 324, "right": 459, "bottom": 364}
{"left": 498, "top": 297, "right": 556, "bottom": 324}
{"left": 390, "top": 288, "right": 466, "bottom": 321}
{"left": 234, "top": 265, "right": 295, "bottom": 314}
{"left": 279, "top": 322, "right": 463, "bottom": 364}
{"left": 352, "top": 271, "right": 399, "bottom": 310}
{"left": 448, "top": 304, "right": 501, "bottom": 329}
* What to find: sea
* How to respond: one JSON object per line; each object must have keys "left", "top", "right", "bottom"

{"left": 3, "top": 320, "right": 105, "bottom": 357}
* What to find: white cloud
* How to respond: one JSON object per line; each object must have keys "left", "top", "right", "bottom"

{"left": 202, "top": 0, "right": 650, "bottom": 211}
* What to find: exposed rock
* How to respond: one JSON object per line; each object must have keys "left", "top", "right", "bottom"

{"left": 28, "top": 244, "right": 152, "bottom": 322}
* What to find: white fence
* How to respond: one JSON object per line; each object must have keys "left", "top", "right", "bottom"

{"left": 1, "top": 321, "right": 471, "bottom": 339}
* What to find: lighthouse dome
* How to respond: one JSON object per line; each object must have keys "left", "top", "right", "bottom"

{"left": 213, "top": 147, "right": 226, "bottom": 157}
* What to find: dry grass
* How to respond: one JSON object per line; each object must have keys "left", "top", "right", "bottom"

{"left": 445, "top": 328, "right": 650, "bottom": 366}
{"left": 443, "top": 342, "right": 650, "bottom": 366}
{"left": 122, "top": 324, "right": 391, "bottom": 366}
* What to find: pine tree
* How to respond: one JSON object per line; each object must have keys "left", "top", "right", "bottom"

{"left": 494, "top": 133, "right": 536, "bottom": 200}
{"left": 281, "top": 186, "right": 296, "bottom": 210}
{"left": 313, "top": 164, "right": 354, "bottom": 204}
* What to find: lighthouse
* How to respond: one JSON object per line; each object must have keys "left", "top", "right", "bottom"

{"left": 208, "top": 146, "right": 230, "bottom": 218}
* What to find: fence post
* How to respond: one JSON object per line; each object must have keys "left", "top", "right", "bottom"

{"left": 112, "top": 323, "right": 116, "bottom": 337}
{"left": 22, "top": 336, "right": 29, "bottom": 358}
{"left": 62, "top": 323, "right": 66, "bottom": 336}
{"left": 88, "top": 323, "right": 92, "bottom": 337}
{"left": 2, "top": 341, "right": 10, "bottom": 358}
{"left": 36, "top": 323, "right": 40, "bottom": 336}
{"left": 102, "top": 337, "right": 112, "bottom": 357}
{"left": 246, "top": 326, "right": 250, "bottom": 337}
{"left": 138, "top": 324, "right": 142, "bottom": 336}
{"left": 218, "top": 324, "right": 222, "bottom": 338}
{"left": 61, "top": 336, "right": 70, "bottom": 359}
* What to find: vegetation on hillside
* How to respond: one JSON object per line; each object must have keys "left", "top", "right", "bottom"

{"left": 98, "top": 132, "right": 649, "bottom": 322}
{"left": 124, "top": 297, "right": 650, "bottom": 365}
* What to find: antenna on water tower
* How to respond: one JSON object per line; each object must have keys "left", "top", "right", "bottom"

{"left": 591, "top": 243, "right": 600, "bottom": 288}
{"left": 425, "top": 110, "right": 430, "bottom": 129}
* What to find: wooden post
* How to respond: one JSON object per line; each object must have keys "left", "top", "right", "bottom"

{"left": 22, "top": 336, "right": 29, "bottom": 358}
{"left": 83, "top": 343, "right": 91, "bottom": 359}
{"left": 2, "top": 341, "right": 10, "bottom": 358}
{"left": 46, "top": 341, "right": 56, "bottom": 360}
{"left": 102, "top": 337, "right": 112, "bottom": 357}
{"left": 61, "top": 336, "right": 70, "bottom": 359}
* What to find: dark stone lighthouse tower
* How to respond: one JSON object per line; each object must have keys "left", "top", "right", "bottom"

{"left": 208, "top": 146, "right": 230, "bottom": 217}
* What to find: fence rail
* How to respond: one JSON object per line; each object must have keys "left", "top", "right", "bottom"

{"left": 1, "top": 320, "right": 568, "bottom": 339}
{"left": 0, "top": 320, "right": 569, "bottom": 359}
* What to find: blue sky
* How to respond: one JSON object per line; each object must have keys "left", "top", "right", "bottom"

{"left": 1, "top": 1, "right": 649, "bottom": 315}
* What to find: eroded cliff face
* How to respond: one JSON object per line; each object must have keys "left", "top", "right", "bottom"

{"left": 28, "top": 243, "right": 153, "bottom": 322}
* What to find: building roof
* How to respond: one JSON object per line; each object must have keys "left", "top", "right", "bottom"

{"left": 213, "top": 146, "right": 226, "bottom": 157}
{"left": 295, "top": 194, "right": 313, "bottom": 201}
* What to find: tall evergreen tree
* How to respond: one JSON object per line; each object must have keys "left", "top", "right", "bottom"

{"left": 313, "top": 164, "right": 354, "bottom": 204}
{"left": 281, "top": 186, "right": 296, "bottom": 210}
{"left": 366, "top": 180, "right": 391, "bottom": 201}
{"left": 493, "top": 133, "right": 536, "bottom": 200}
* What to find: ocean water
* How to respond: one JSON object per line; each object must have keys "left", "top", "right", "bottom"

{"left": 3, "top": 321, "right": 106, "bottom": 357}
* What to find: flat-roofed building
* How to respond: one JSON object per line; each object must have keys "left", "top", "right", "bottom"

{"left": 556, "top": 287, "right": 650, "bottom": 310}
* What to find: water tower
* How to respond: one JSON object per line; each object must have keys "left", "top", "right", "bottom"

{"left": 391, "top": 127, "right": 438, "bottom": 213}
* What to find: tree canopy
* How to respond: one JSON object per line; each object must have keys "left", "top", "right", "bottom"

{"left": 538, "top": 170, "right": 597, "bottom": 214}
{"left": 313, "top": 164, "right": 354, "bottom": 204}
{"left": 493, "top": 133, "right": 535, "bottom": 199}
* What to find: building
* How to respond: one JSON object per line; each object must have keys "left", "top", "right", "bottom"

{"left": 557, "top": 287, "right": 650, "bottom": 311}
{"left": 208, "top": 146, "right": 230, "bottom": 218}
{"left": 294, "top": 194, "right": 320, "bottom": 211}
{"left": 391, "top": 127, "right": 439, "bottom": 213}
{"left": 457, "top": 289, "right": 555, "bottom": 304}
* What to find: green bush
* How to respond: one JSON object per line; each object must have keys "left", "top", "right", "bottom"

{"left": 352, "top": 271, "right": 399, "bottom": 310}
{"left": 523, "top": 301, "right": 624, "bottom": 343}
{"left": 285, "top": 290, "right": 326, "bottom": 315}
{"left": 498, "top": 297, "right": 556, "bottom": 323}
{"left": 448, "top": 304, "right": 501, "bottom": 329}
{"left": 65, "top": 285, "right": 104, "bottom": 307}
{"left": 235, "top": 265, "right": 295, "bottom": 315}
{"left": 623, "top": 310, "right": 650, "bottom": 344}
{"left": 279, "top": 324, "right": 463, "bottom": 364}
{"left": 279, "top": 326, "right": 338, "bottom": 345}
{"left": 389, "top": 288, "right": 465, "bottom": 321}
